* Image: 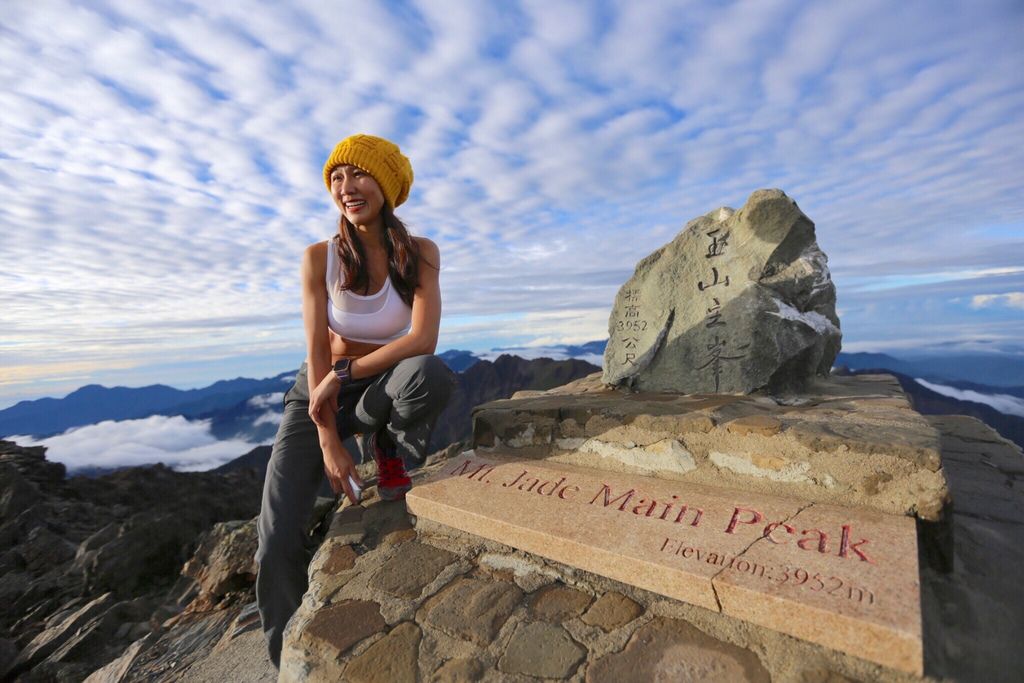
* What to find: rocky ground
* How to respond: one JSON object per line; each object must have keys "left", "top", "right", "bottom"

{"left": 0, "top": 440, "right": 265, "bottom": 681}
{"left": 272, "top": 413, "right": 1021, "bottom": 682}
{"left": 3, "top": 390, "right": 1021, "bottom": 681}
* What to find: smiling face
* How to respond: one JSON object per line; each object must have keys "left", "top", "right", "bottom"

{"left": 329, "top": 164, "right": 386, "bottom": 227}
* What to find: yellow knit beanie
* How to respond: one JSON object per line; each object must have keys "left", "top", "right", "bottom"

{"left": 322, "top": 134, "right": 414, "bottom": 208}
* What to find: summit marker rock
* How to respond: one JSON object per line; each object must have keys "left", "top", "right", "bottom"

{"left": 603, "top": 189, "right": 841, "bottom": 394}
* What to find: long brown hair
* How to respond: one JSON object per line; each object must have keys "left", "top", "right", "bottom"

{"left": 334, "top": 204, "right": 434, "bottom": 307}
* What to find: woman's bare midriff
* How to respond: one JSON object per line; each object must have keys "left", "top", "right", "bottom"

{"left": 329, "top": 331, "right": 384, "bottom": 363}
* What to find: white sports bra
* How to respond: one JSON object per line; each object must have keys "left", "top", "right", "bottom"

{"left": 325, "top": 237, "right": 412, "bottom": 344}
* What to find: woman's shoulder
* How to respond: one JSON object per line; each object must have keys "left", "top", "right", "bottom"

{"left": 413, "top": 235, "right": 440, "bottom": 260}
{"left": 304, "top": 237, "right": 336, "bottom": 258}
{"left": 301, "top": 239, "right": 331, "bottom": 277}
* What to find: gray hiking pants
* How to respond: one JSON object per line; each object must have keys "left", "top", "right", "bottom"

{"left": 254, "top": 354, "right": 455, "bottom": 668}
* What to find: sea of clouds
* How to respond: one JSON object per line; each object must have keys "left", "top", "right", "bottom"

{"left": 914, "top": 379, "right": 1024, "bottom": 418}
{"left": 9, "top": 402, "right": 283, "bottom": 473}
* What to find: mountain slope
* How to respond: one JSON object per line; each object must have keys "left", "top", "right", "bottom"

{"left": 436, "top": 349, "right": 481, "bottom": 372}
{"left": 0, "top": 373, "right": 294, "bottom": 438}
{"left": 835, "top": 352, "right": 1024, "bottom": 386}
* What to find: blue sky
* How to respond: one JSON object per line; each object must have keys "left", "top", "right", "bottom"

{"left": 2, "top": 0, "right": 1023, "bottom": 408}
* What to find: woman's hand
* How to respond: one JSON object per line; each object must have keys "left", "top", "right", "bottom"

{"left": 308, "top": 372, "right": 340, "bottom": 427}
{"left": 322, "top": 442, "right": 363, "bottom": 505}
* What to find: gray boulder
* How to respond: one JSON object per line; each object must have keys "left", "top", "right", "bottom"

{"left": 603, "top": 189, "right": 841, "bottom": 394}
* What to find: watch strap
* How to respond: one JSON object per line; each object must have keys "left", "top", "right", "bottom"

{"left": 333, "top": 358, "right": 353, "bottom": 386}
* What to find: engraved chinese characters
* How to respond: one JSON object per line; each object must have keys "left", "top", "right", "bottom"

{"left": 695, "top": 227, "right": 750, "bottom": 392}
{"left": 615, "top": 288, "right": 648, "bottom": 368}
{"left": 603, "top": 189, "right": 841, "bottom": 394}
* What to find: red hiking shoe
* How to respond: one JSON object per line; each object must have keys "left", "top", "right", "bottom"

{"left": 370, "top": 432, "right": 412, "bottom": 501}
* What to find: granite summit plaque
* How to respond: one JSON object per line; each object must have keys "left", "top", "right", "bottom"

{"left": 406, "top": 451, "right": 922, "bottom": 675}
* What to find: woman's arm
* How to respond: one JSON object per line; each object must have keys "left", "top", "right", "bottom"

{"left": 301, "top": 242, "right": 361, "bottom": 502}
{"left": 301, "top": 243, "right": 338, "bottom": 425}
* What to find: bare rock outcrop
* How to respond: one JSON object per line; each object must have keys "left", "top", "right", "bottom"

{"left": 0, "top": 439, "right": 264, "bottom": 681}
{"left": 604, "top": 189, "right": 841, "bottom": 394}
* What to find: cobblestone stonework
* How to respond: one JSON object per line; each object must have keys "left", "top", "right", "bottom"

{"left": 278, "top": 410, "right": 1024, "bottom": 683}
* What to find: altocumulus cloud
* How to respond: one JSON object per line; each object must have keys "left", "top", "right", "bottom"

{"left": 9, "top": 416, "right": 265, "bottom": 473}
{"left": 971, "top": 293, "right": 1024, "bottom": 310}
{"left": 2, "top": 0, "right": 1023, "bottom": 406}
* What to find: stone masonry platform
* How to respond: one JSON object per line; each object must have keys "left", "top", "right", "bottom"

{"left": 279, "top": 413, "right": 1023, "bottom": 682}
{"left": 472, "top": 373, "right": 948, "bottom": 521}
{"left": 407, "top": 451, "right": 924, "bottom": 673}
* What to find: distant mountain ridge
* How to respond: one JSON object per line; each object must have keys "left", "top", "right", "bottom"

{"left": 0, "top": 373, "right": 295, "bottom": 438}
{"left": 835, "top": 351, "right": 1024, "bottom": 386}
{"left": 436, "top": 349, "right": 481, "bottom": 372}
{"left": 489, "top": 340, "right": 607, "bottom": 358}
{"left": 7, "top": 344, "right": 1022, "bottom": 449}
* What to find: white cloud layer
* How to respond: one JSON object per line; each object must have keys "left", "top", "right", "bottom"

{"left": 2, "top": 0, "right": 1023, "bottom": 405}
{"left": 971, "top": 292, "right": 1024, "bottom": 310}
{"left": 9, "top": 415, "right": 266, "bottom": 473}
{"left": 248, "top": 392, "right": 285, "bottom": 409}
{"left": 914, "top": 378, "right": 1024, "bottom": 418}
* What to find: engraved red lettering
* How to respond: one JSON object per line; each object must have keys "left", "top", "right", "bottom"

{"left": 725, "top": 507, "right": 763, "bottom": 534}
{"left": 762, "top": 522, "right": 795, "bottom": 544}
{"left": 839, "top": 524, "right": 873, "bottom": 563}
{"left": 536, "top": 477, "right": 566, "bottom": 496}
{"left": 518, "top": 476, "right": 540, "bottom": 492}
{"left": 632, "top": 499, "right": 659, "bottom": 516}
{"left": 503, "top": 470, "right": 528, "bottom": 487}
{"left": 673, "top": 505, "right": 704, "bottom": 526}
{"left": 589, "top": 484, "right": 635, "bottom": 511}
{"left": 557, "top": 485, "right": 579, "bottom": 500}
{"left": 797, "top": 528, "right": 830, "bottom": 553}
{"left": 451, "top": 460, "right": 492, "bottom": 480}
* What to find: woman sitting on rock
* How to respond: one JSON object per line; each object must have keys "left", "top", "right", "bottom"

{"left": 255, "top": 134, "right": 455, "bottom": 669}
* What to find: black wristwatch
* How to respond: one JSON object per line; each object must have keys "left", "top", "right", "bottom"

{"left": 333, "top": 358, "right": 353, "bottom": 386}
